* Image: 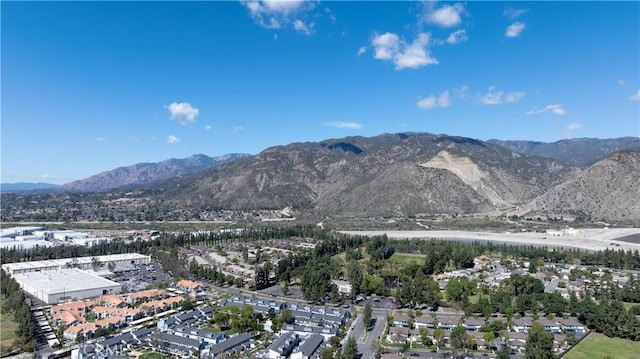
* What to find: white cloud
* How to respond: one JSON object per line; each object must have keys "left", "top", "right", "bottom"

{"left": 478, "top": 88, "right": 525, "bottom": 105}
{"left": 565, "top": 122, "right": 582, "bottom": 138}
{"left": 128, "top": 134, "right": 139, "bottom": 142}
{"left": 371, "top": 32, "right": 438, "bottom": 70}
{"left": 167, "top": 135, "right": 181, "bottom": 144}
{"left": 165, "top": 102, "right": 199, "bottom": 126}
{"left": 566, "top": 122, "right": 582, "bottom": 131}
{"left": 446, "top": 29, "right": 468, "bottom": 45}
{"left": 629, "top": 90, "right": 640, "bottom": 101}
{"left": 40, "top": 173, "right": 53, "bottom": 179}
{"left": 293, "top": 19, "right": 313, "bottom": 35}
{"left": 372, "top": 33, "right": 399, "bottom": 60}
{"left": 526, "top": 104, "right": 567, "bottom": 116}
{"left": 205, "top": 125, "right": 212, "bottom": 130}
{"left": 453, "top": 85, "right": 469, "bottom": 99}
{"left": 232, "top": 126, "right": 245, "bottom": 133}
{"left": 425, "top": 3, "right": 464, "bottom": 28}
{"left": 504, "top": 91, "right": 525, "bottom": 103}
{"left": 241, "top": 0, "right": 316, "bottom": 33}
{"left": 417, "top": 90, "right": 451, "bottom": 110}
{"left": 617, "top": 79, "right": 626, "bottom": 86}
{"left": 506, "top": 22, "right": 526, "bottom": 38}
{"left": 503, "top": 8, "right": 528, "bottom": 19}
{"left": 96, "top": 137, "right": 107, "bottom": 142}
{"left": 357, "top": 46, "right": 367, "bottom": 56}
{"left": 326, "top": 121, "right": 363, "bottom": 130}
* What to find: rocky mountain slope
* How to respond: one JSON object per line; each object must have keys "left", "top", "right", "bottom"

{"left": 525, "top": 148, "right": 640, "bottom": 221}
{"left": 488, "top": 137, "right": 640, "bottom": 167}
{"left": 155, "top": 133, "right": 578, "bottom": 217}
{"left": 61, "top": 153, "right": 250, "bottom": 192}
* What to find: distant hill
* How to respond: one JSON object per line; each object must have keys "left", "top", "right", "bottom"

{"left": 152, "top": 132, "right": 578, "bottom": 217}
{"left": 488, "top": 137, "right": 640, "bottom": 167}
{"left": 61, "top": 153, "right": 250, "bottom": 192}
{"left": 525, "top": 148, "right": 640, "bottom": 221}
{"left": 0, "top": 182, "right": 61, "bottom": 193}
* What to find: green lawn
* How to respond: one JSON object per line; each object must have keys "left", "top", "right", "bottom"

{"left": 139, "top": 353, "right": 173, "bottom": 359}
{"left": 0, "top": 296, "right": 18, "bottom": 348}
{"left": 388, "top": 252, "right": 426, "bottom": 265}
{"left": 563, "top": 332, "right": 640, "bottom": 359}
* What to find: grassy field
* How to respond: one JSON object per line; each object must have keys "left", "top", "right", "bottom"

{"left": 0, "top": 297, "right": 18, "bottom": 352}
{"left": 138, "top": 352, "right": 173, "bottom": 359}
{"left": 388, "top": 252, "right": 427, "bottom": 265}
{"left": 563, "top": 332, "right": 640, "bottom": 359}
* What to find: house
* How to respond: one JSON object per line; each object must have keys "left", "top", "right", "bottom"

{"left": 415, "top": 315, "right": 436, "bottom": 329}
{"left": 64, "top": 322, "right": 100, "bottom": 340}
{"left": 466, "top": 331, "right": 487, "bottom": 350}
{"left": 208, "top": 333, "right": 254, "bottom": 358}
{"left": 392, "top": 314, "right": 410, "bottom": 328}
{"left": 512, "top": 317, "right": 534, "bottom": 333}
{"left": 281, "top": 324, "right": 339, "bottom": 340}
{"left": 172, "top": 326, "right": 227, "bottom": 345}
{"left": 291, "top": 334, "right": 323, "bottom": 359}
{"left": 330, "top": 280, "right": 352, "bottom": 295}
{"left": 51, "top": 300, "right": 96, "bottom": 315}
{"left": 157, "top": 333, "right": 205, "bottom": 358}
{"left": 267, "top": 333, "right": 300, "bottom": 359}
{"left": 464, "top": 317, "right": 485, "bottom": 331}
{"left": 53, "top": 311, "right": 84, "bottom": 327}
{"left": 536, "top": 318, "right": 561, "bottom": 333}
{"left": 95, "top": 333, "right": 136, "bottom": 354}
{"left": 177, "top": 279, "right": 204, "bottom": 292}
{"left": 558, "top": 317, "right": 586, "bottom": 334}
{"left": 94, "top": 316, "right": 123, "bottom": 329}
{"left": 507, "top": 332, "right": 527, "bottom": 351}
{"left": 127, "top": 289, "right": 166, "bottom": 303}
{"left": 436, "top": 315, "right": 461, "bottom": 330}
{"left": 97, "top": 294, "right": 126, "bottom": 308}
{"left": 387, "top": 327, "right": 409, "bottom": 344}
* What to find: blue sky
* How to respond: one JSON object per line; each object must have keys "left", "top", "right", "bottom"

{"left": 2, "top": 1, "right": 639, "bottom": 184}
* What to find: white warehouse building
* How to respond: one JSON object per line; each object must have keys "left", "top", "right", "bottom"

{"left": 12, "top": 268, "right": 121, "bottom": 304}
{"left": 1, "top": 253, "right": 151, "bottom": 275}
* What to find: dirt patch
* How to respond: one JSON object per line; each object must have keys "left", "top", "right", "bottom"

{"left": 421, "top": 150, "right": 506, "bottom": 206}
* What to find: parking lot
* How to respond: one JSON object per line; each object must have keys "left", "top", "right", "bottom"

{"left": 111, "top": 260, "right": 173, "bottom": 292}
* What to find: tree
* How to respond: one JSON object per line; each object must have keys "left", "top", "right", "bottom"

{"left": 497, "top": 344, "right": 511, "bottom": 359}
{"left": 343, "top": 337, "right": 359, "bottom": 359}
{"left": 363, "top": 302, "right": 372, "bottom": 331}
{"left": 320, "top": 347, "right": 334, "bottom": 359}
{"left": 525, "top": 322, "right": 554, "bottom": 359}
{"left": 420, "top": 328, "right": 431, "bottom": 345}
{"left": 483, "top": 331, "right": 496, "bottom": 352}
{"left": 433, "top": 328, "right": 445, "bottom": 351}
{"left": 450, "top": 325, "right": 469, "bottom": 352}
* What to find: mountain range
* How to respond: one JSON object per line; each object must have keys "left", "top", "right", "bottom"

{"left": 3, "top": 134, "right": 639, "bottom": 221}
{"left": 0, "top": 182, "right": 61, "bottom": 193}
{"left": 60, "top": 153, "right": 250, "bottom": 192}
{"left": 488, "top": 137, "right": 640, "bottom": 167}
{"left": 144, "top": 133, "right": 639, "bottom": 220}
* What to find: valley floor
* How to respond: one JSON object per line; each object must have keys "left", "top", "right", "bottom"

{"left": 341, "top": 228, "right": 640, "bottom": 252}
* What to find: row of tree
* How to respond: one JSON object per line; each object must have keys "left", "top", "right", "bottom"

{"left": 0, "top": 271, "right": 36, "bottom": 352}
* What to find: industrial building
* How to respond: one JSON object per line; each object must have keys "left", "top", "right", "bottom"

{"left": 12, "top": 268, "right": 121, "bottom": 304}
{"left": 2, "top": 253, "right": 151, "bottom": 275}
{"left": 0, "top": 226, "right": 45, "bottom": 239}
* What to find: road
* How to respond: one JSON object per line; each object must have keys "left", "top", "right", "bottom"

{"left": 344, "top": 307, "right": 390, "bottom": 359}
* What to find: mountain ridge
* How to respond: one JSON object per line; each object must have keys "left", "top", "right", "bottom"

{"left": 61, "top": 153, "right": 250, "bottom": 192}
{"left": 487, "top": 137, "right": 640, "bottom": 167}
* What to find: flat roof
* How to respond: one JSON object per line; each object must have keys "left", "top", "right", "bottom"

{"left": 12, "top": 268, "right": 120, "bottom": 295}
{"left": 2, "top": 253, "right": 149, "bottom": 272}
{"left": 0, "top": 226, "right": 45, "bottom": 238}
